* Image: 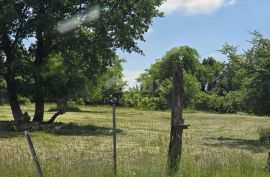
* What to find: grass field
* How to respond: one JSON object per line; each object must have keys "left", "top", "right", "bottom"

{"left": 0, "top": 104, "right": 270, "bottom": 177}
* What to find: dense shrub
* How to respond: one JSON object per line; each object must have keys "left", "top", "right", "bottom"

{"left": 122, "top": 72, "right": 201, "bottom": 110}
{"left": 194, "top": 92, "right": 218, "bottom": 111}
{"left": 223, "top": 91, "right": 244, "bottom": 113}
{"left": 122, "top": 92, "right": 167, "bottom": 110}
{"left": 194, "top": 91, "right": 244, "bottom": 113}
{"left": 48, "top": 101, "right": 81, "bottom": 112}
{"left": 123, "top": 88, "right": 244, "bottom": 113}
{"left": 18, "top": 96, "right": 31, "bottom": 105}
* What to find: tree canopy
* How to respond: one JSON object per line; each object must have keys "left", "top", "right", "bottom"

{"left": 0, "top": 0, "right": 163, "bottom": 123}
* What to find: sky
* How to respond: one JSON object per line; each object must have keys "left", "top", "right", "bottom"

{"left": 120, "top": 0, "right": 270, "bottom": 88}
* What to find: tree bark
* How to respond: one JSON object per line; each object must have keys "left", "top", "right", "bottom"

{"left": 5, "top": 71, "right": 24, "bottom": 123}
{"left": 32, "top": 73, "right": 45, "bottom": 122}
{"left": 32, "top": 27, "right": 45, "bottom": 122}
{"left": 44, "top": 111, "right": 65, "bottom": 124}
{"left": 1, "top": 32, "right": 24, "bottom": 123}
{"left": 167, "top": 62, "right": 184, "bottom": 175}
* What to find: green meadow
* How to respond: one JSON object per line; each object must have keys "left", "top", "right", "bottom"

{"left": 0, "top": 104, "right": 269, "bottom": 177}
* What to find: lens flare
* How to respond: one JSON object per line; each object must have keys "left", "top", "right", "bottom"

{"left": 57, "top": 6, "right": 100, "bottom": 34}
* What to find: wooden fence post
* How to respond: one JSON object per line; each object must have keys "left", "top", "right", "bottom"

{"left": 24, "top": 130, "right": 44, "bottom": 177}
{"left": 167, "top": 62, "right": 189, "bottom": 175}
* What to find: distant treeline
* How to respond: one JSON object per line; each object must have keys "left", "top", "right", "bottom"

{"left": 122, "top": 32, "right": 270, "bottom": 116}
{"left": 1, "top": 32, "right": 269, "bottom": 116}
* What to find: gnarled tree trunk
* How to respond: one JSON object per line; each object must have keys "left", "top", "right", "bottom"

{"left": 2, "top": 32, "right": 24, "bottom": 123}
{"left": 5, "top": 71, "right": 24, "bottom": 123}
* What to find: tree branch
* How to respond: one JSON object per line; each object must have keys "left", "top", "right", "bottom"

{"left": 44, "top": 110, "right": 65, "bottom": 124}
{"left": 11, "top": 6, "right": 28, "bottom": 50}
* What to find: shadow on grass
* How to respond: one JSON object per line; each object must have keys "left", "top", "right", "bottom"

{"left": 0, "top": 121, "right": 123, "bottom": 138}
{"left": 77, "top": 110, "right": 111, "bottom": 114}
{"left": 117, "top": 112, "right": 144, "bottom": 117}
{"left": 47, "top": 109, "right": 110, "bottom": 114}
{"left": 47, "top": 104, "right": 113, "bottom": 114}
{"left": 0, "top": 131, "right": 24, "bottom": 139}
{"left": 46, "top": 124, "right": 123, "bottom": 136}
{"left": 203, "top": 137, "right": 265, "bottom": 153}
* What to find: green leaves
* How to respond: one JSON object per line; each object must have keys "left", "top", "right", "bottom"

{"left": 0, "top": 0, "right": 163, "bottom": 119}
{"left": 243, "top": 32, "right": 270, "bottom": 115}
{"left": 135, "top": 46, "right": 201, "bottom": 109}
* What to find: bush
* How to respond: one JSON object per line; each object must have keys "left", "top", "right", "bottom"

{"left": 18, "top": 96, "right": 31, "bottom": 105}
{"left": 194, "top": 92, "right": 218, "bottom": 111}
{"left": 122, "top": 91, "right": 167, "bottom": 110}
{"left": 74, "top": 98, "right": 85, "bottom": 106}
{"left": 194, "top": 91, "right": 244, "bottom": 113}
{"left": 223, "top": 91, "right": 244, "bottom": 113}
{"left": 49, "top": 101, "right": 81, "bottom": 112}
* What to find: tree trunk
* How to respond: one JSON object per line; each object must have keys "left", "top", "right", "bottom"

{"left": 32, "top": 27, "right": 46, "bottom": 123}
{"left": 1, "top": 32, "right": 24, "bottom": 123}
{"left": 4, "top": 71, "right": 24, "bottom": 123}
{"left": 167, "top": 62, "right": 185, "bottom": 175}
{"left": 32, "top": 73, "right": 44, "bottom": 122}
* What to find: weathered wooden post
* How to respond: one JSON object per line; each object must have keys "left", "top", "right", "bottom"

{"left": 167, "top": 62, "right": 189, "bottom": 175}
{"left": 24, "top": 130, "right": 44, "bottom": 177}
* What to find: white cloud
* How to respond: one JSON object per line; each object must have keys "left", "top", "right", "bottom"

{"left": 123, "top": 70, "right": 143, "bottom": 89}
{"left": 158, "top": 0, "right": 236, "bottom": 15}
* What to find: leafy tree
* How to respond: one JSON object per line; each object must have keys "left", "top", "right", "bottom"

{"left": 183, "top": 71, "right": 200, "bottom": 108}
{"left": 135, "top": 46, "right": 201, "bottom": 109}
{"left": 44, "top": 53, "right": 88, "bottom": 111}
{"left": 196, "top": 57, "right": 224, "bottom": 93}
{"left": 154, "top": 46, "right": 200, "bottom": 80}
{"left": 0, "top": 0, "right": 163, "bottom": 123}
{"left": 137, "top": 46, "right": 200, "bottom": 92}
{"left": 86, "top": 56, "right": 126, "bottom": 104}
{"left": 219, "top": 44, "right": 244, "bottom": 93}
{"left": 243, "top": 32, "right": 270, "bottom": 115}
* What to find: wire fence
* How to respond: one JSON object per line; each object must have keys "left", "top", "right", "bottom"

{"left": 0, "top": 105, "right": 172, "bottom": 177}
{"left": 1, "top": 104, "right": 269, "bottom": 177}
